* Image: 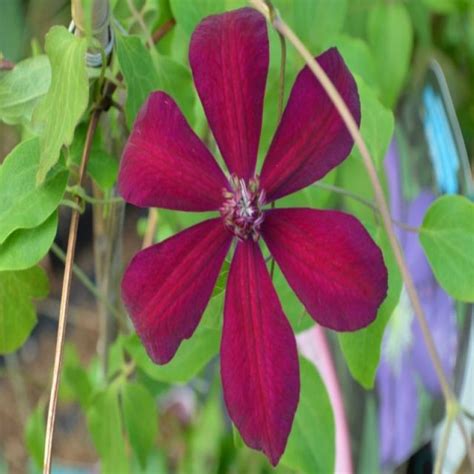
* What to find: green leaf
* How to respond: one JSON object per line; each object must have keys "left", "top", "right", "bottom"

{"left": 61, "top": 343, "right": 93, "bottom": 409}
{"left": 87, "top": 385, "right": 129, "bottom": 474}
{"left": 169, "top": 0, "right": 245, "bottom": 36}
{"left": 354, "top": 77, "right": 394, "bottom": 167}
{"left": 0, "top": 138, "right": 67, "bottom": 244}
{"left": 275, "top": 0, "right": 347, "bottom": 51}
{"left": 25, "top": 403, "right": 45, "bottom": 470}
{"left": 88, "top": 150, "right": 119, "bottom": 190}
{"left": 367, "top": 2, "right": 413, "bottom": 108}
{"left": 124, "top": 323, "right": 219, "bottom": 384}
{"left": 121, "top": 382, "right": 157, "bottom": 469}
{"left": 116, "top": 34, "right": 194, "bottom": 127}
{"left": 338, "top": 225, "right": 402, "bottom": 389}
{"left": 33, "top": 26, "right": 89, "bottom": 183}
{"left": 281, "top": 357, "right": 335, "bottom": 474}
{"left": 116, "top": 34, "right": 159, "bottom": 128}
{"left": 0, "top": 55, "right": 51, "bottom": 125}
{"left": 0, "top": 266, "right": 49, "bottom": 354}
{"left": 0, "top": 212, "right": 58, "bottom": 271}
{"left": 419, "top": 195, "right": 474, "bottom": 302}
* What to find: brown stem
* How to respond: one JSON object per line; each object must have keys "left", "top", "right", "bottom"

{"left": 43, "top": 109, "right": 100, "bottom": 474}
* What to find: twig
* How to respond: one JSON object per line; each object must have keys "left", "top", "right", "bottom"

{"left": 43, "top": 109, "right": 100, "bottom": 474}
{"left": 312, "top": 182, "right": 419, "bottom": 233}
{"left": 249, "top": 0, "right": 474, "bottom": 467}
{"left": 50, "top": 243, "right": 123, "bottom": 321}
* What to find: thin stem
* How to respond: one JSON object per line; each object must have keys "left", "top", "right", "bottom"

{"left": 270, "top": 28, "right": 286, "bottom": 280}
{"left": 142, "top": 208, "right": 159, "bottom": 249}
{"left": 126, "top": 0, "right": 154, "bottom": 49}
{"left": 434, "top": 415, "right": 454, "bottom": 474}
{"left": 43, "top": 109, "right": 100, "bottom": 474}
{"left": 455, "top": 416, "right": 474, "bottom": 472}
{"left": 250, "top": 0, "right": 455, "bottom": 405}
{"left": 50, "top": 243, "right": 122, "bottom": 321}
{"left": 312, "top": 182, "right": 419, "bottom": 233}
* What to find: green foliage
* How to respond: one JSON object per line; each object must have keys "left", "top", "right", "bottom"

{"left": 25, "top": 403, "right": 46, "bottom": 470}
{"left": 116, "top": 33, "right": 194, "bottom": 128}
{"left": 367, "top": 2, "right": 413, "bottom": 108}
{"left": 0, "top": 266, "right": 48, "bottom": 354}
{"left": 61, "top": 343, "right": 94, "bottom": 409}
{"left": 0, "top": 55, "right": 51, "bottom": 125}
{"left": 87, "top": 385, "right": 129, "bottom": 473}
{"left": 169, "top": 0, "right": 245, "bottom": 36}
{"left": 0, "top": 212, "right": 57, "bottom": 271}
{"left": 121, "top": 382, "right": 158, "bottom": 469}
{"left": 338, "top": 225, "right": 402, "bottom": 389}
{"left": 124, "top": 322, "right": 219, "bottom": 384}
{"left": 275, "top": 0, "right": 347, "bottom": 51}
{"left": 33, "top": 26, "right": 89, "bottom": 183}
{"left": 281, "top": 357, "right": 335, "bottom": 473}
{"left": 0, "top": 138, "right": 67, "bottom": 244}
{"left": 419, "top": 195, "right": 474, "bottom": 302}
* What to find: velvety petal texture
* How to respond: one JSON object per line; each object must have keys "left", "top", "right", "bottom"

{"left": 262, "top": 208, "right": 387, "bottom": 331}
{"left": 122, "top": 218, "right": 232, "bottom": 364}
{"left": 221, "top": 240, "right": 299, "bottom": 465}
{"left": 260, "top": 48, "right": 360, "bottom": 202}
{"left": 189, "top": 8, "right": 268, "bottom": 180}
{"left": 118, "top": 92, "right": 228, "bottom": 211}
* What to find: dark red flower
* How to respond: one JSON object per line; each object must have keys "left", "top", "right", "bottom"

{"left": 119, "top": 7, "right": 387, "bottom": 465}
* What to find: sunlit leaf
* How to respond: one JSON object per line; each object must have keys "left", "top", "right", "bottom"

{"left": 0, "top": 212, "right": 57, "bottom": 271}
{"left": 281, "top": 357, "right": 335, "bottom": 473}
{"left": 0, "top": 266, "right": 48, "bottom": 354}
{"left": 87, "top": 385, "right": 129, "bottom": 473}
{"left": 367, "top": 2, "right": 413, "bottom": 107}
{"left": 338, "top": 225, "right": 402, "bottom": 389}
{"left": 0, "top": 138, "right": 67, "bottom": 244}
{"left": 0, "top": 55, "right": 51, "bottom": 125}
{"left": 34, "top": 26, "right": 89, "bottom": 183}
{"left": 419, "top": 195, "right": 474, "bottom": 302}
{"left": 121, "top": 382, "right": 157, "bottom": 469}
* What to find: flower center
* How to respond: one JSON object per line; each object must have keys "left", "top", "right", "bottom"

{"left": 220, "top": 175, "right": 266, "bottom": 241}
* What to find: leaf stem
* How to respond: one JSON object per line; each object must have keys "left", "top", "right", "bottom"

{"left": 50, "top": 242, "right": 122, "bottom": 321}
{"left": 312, "top": 181, "right": 419, "bottom": 233}
{"left": 43, "top": 109, "right": 100, "bottom": 474}
{"left": 248, "top": 0, "right": 474, "bottom": 460}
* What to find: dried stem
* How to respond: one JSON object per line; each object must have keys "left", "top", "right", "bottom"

{"left": 43, "top": 109, "right": 100, "bottom": 474}
{"left": 249, "top": 0, "right": 474, "bottom": 466}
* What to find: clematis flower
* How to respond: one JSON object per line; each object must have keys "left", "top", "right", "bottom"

{"left": 119, "top": 7, "right": 387, "bottom": 465}
{"left": 377, "top": 141, "right": 458, "bottom": 468}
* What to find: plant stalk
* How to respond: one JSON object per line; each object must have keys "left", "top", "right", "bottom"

{"left": 43, "top": 109, "right": 100, "bottom": 474}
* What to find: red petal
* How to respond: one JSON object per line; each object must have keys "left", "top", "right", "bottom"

{"left": 260, "top": 48, "right": 360, "bottom": 201}
{"left": 221, "top": 240, "right": 299, "bottom": 465}
{"left": 189, "top": 8, "right": 268, "bottom": 180}
{"left": 122, "top": 218, "right": 232, "bottom": 363}
{"left": 262, "top": 209, "right": 387, "bottom": 331}
{"left": 118, "top": 92, "right": 228, "bottom": 211}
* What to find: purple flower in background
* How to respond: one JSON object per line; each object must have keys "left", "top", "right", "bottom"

{"left": 377, "top": 141, "right": 458, "bottom": 468}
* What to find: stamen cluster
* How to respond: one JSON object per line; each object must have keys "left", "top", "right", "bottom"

{"left": 220, "top": 175, "right": 266, "bottom": 241}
